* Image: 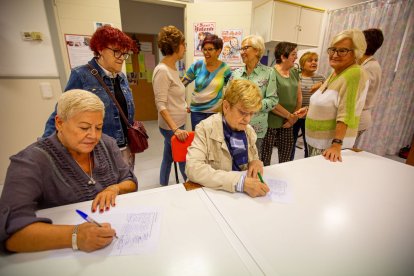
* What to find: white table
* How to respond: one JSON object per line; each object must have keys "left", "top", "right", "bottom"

{"left": 204, "top": 150, "right": 414, "bottom": 276}
{"left": 0, "top": 185, "right": 263, "bottom": 276}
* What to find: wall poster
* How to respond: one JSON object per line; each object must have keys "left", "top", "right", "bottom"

{"left": 64, "top": 34, "right": 93, "bottom": 69}
{"left": 220, "top": 29, "right": 242, "bottom": 64}
{"left": 193, "top": 22, "right": 216, "bottom": 56}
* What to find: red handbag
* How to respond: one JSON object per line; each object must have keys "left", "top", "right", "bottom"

{"left": 88, "top": 64, "right": 149, "bottom": 153}
{"left": 127, "top": 121, "right": 149, "bottom": 153}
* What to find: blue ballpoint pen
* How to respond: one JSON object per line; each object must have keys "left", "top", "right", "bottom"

{"left": 76, "top": 209, "right": 118, "bottom": 239}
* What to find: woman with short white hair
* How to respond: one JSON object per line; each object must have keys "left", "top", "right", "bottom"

{"left": 0, "top": 89, "right": 138, "bottom": 253}
{"left": 231, "top": 35, "right": 278, "bottom": 158}
{"left": 305, "top": 29, "right": 369, "bottom": 162}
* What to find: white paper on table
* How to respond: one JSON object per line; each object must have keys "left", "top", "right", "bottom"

{"left": 102, "top": 206, "right": 161, "bottom": 256}
{"left": 47, "top": 206, "right": 161, "bottom": 258}
{"left": 264, "top": 177, "right": 292, "bottom": 203}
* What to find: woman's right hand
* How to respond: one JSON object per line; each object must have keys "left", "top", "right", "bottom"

{"left": 243, "top": 177, "right": 269, "bottom": 197}
{"left": 77, "top": 222, "right": 116, "bottom": 252}
{"left": 174, "top": 129, "right": 189, "bottom": 142}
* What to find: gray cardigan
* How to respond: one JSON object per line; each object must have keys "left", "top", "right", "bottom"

{"left": 0, "top": 134, "right": 138, "bottom": 252}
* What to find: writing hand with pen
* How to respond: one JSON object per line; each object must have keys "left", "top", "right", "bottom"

{"left": 74, "top": 210, "right": 118, "bottom": 252}
{"left": 244, "top": 160, "right": 269, "bottom": 197}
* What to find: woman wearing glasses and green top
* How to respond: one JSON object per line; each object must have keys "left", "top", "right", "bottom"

{"left": 182, "top": 34, "right": 231, "bottom": 130}
{"left": 42, "top": 25, "right": 138, "bottom": 167}
{"left": 231, "top": 35, "right": 278, "bottom": 158}
{"left": 306, "top": 29, "right": 369, "bottom": 162}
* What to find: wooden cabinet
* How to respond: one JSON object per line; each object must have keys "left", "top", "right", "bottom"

{"left": 252, "top": 0, "right": 324, "bottom": 48}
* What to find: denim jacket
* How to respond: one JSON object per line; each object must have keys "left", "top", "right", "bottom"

{"left": 42, "top": 58, "right": 135, "bottom": 146}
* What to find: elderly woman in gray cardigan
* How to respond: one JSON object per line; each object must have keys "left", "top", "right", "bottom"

{"left": 186, "top": 79, "right": 269, "bottom": 198}
{"left": 0, "top": 90, "right": 137, "bottom": 253}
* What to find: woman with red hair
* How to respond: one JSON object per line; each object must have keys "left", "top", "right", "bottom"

{"left": 43, "top": 26, "right": 138, "bottom": 168}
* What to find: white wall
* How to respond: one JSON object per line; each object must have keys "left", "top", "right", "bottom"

{"left": 0, "top": 0, "right": 58, "bottom": 77}
{"left": 0, "top": 0, "right": 62, "bottom": 185}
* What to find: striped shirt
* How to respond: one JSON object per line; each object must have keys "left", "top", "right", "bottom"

{"left": 300, "top": 73, "right": 325, "bottom": 107}
{"left": 305, "top": 64, "right": 369, "bottom": 149}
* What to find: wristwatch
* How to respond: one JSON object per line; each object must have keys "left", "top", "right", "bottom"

{"left": 332, "top": 139, "right": 343, "bottom": 145}
{"left": 72, "top": 224, "right": 79, "bottom": 250}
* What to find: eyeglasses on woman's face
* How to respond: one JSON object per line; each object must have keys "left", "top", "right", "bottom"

{"left": 106, "top": 47, "right": 130, "bottom": 59}
{"left": 235, "top": 106, "right": 256, "bottom": 118}
{"left": 240, "top": 45, "right": 253, "bottom": 52}
{"left": 202, "top": 47, "right": 216, "bottom": 53}
{"left": 327, "top": 47, "right": 353, "bottom": 57}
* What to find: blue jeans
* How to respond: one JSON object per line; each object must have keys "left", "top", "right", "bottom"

{"left": 191, "top": 112, "right": 214, "bottom": 130}
{"left": 159, "top": 127, "right": 186, "bottom": 185}
{"left": 291, "top": 118, "right": 308, "bottom": 160}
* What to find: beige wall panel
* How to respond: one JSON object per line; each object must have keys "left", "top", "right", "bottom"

{"left": 0, "top": 79, "right": 62, "bottom": 184}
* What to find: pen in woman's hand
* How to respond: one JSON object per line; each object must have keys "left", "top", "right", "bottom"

{"left": 76, "top": 209, "right": 118, "bottom": 239}
{"left": 257, "top": 172, "right": 264, "bottom": 183}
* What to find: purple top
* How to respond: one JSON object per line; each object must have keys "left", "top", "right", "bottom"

{"left": 0, "top": 134, "right": 138, "bottom": 252}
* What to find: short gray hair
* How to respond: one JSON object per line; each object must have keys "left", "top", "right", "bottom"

{"left": 242, "top": 35, "right": 265, "bottom": 59}
{"left": 57, "top": 89, "right": 105, "bottom": 121}
{"left": 331, "top": 29, "right": 367, "bottom": 60}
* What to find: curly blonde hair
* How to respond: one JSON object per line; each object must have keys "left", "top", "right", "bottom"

{"left": 157, "top": 25, "right": 185, "bottom": 56}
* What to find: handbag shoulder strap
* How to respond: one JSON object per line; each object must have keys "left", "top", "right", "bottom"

{"left": 87, "top": 63, "right": 131, "bottom": 127}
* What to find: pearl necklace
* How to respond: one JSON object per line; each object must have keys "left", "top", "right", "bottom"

{"left": 74, "top": 153, "right": 96, "bottom": 185}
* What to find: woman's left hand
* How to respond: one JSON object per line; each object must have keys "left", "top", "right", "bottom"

{"left": 247, "top": 160, "right": 263, "bottom": 178}
{"left": 322, "top": 144, "right": 342, "bottom": 162}
{"left": 92, "top": 185, "right": 120, "bottom": 213}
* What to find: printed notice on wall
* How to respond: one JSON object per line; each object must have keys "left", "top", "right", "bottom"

{"left": 193, "top": 22, "right": 216, "bottom": 56}
{"left": 65, "top": 34, "right": 94, "bottom": 69}
{"left": 220, "top": 29, "right": 242, "bottom": 64}
{"left": 93, "top": 22, "right": 114, "bottom": 31}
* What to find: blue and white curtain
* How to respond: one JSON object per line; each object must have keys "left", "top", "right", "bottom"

{"left": 319, "top": 0, "right": 414, "bottom": 156}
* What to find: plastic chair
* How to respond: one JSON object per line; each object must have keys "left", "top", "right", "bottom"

{"left": 171, "top": 131, "right": 195, "bottom": 184}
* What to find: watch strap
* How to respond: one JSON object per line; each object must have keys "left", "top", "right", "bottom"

{"left": 332, "top": 138, "right": 343, "bottom": 145}
{"left": 72, "top": 224, "right": 79, "bottom": 250}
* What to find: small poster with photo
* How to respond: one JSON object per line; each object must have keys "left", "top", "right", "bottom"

{"left": 194, "top": 22, "right": 216, "bottom": 56}
{"left": 64, "top": 34, "right": 93, "bottom": 69}
{"left": 220, "top": 29, "right": 242, "bottom": 64}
